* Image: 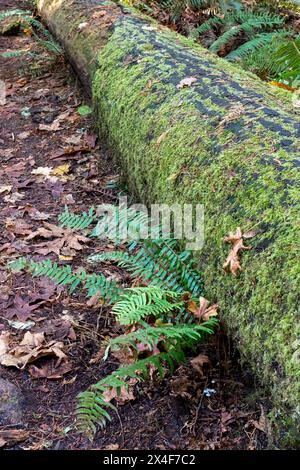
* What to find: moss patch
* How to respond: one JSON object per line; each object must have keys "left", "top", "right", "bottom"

{"left": 38, "top": 0, "right": 300, "bottom": 447}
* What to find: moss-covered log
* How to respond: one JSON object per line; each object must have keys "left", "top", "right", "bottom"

{"left": 37, "top": 0, "right": 300, "bottom": 446}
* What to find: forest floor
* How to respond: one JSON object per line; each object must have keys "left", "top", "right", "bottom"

{"left": 0, "top": 0, "right": 269, "bottom": 451}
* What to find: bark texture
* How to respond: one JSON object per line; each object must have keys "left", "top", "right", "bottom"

{"left": 37, "top": 0, "right": 300, "bottom": 446}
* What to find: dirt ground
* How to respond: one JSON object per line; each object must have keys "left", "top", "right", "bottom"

{"left": 0, "top": 0, "right": 269, "bottom": 451}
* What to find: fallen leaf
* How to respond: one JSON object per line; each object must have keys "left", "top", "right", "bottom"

{"left": 176, "top": 77, "right": 197, "bottom": 89}
{"left": 5, "top": 295, "right": 43, "bottom": 321}
{"left": 170, "top": 374, "right": 191, "bottom": 398}
{"left": 8, "top": 319, "right": 35, "bottom": 331}
{"left": 5, "top": 218, "right": 32, "bottom": 236}
{"left": 252, "top": 406, "right": 268, "bottom": 434}
{"left": 4, "top": 192, "right": 25, "bottom": 204}
{"left": 62, "top": 375, "right": 77, "bottom": 386}
{"left": 188, "top": 297, "right": 218, "bottom": 322}
{"left": 223, "top": 227, "right": 253, "bottom": 276}
{"left": 0, "top": 331, "right": 10, "bottom": 356}
{"left": 0, "top": 429, "right": 29, "bottom": 448}
{"left": 0, "top": 331, "right": 67, "bottom": 369}
{"left": 103, "top": 378, "right": 137, "bottom": 405}
{"left": 103, "top": 444, "right": 119, "bottom": 450}
{"left": 18, "top": 131, "right": 31, "bottom": 140}
{"left": 0, "top": 185, "right": 12, "bottom": 194}
{"left": 29, "top": 361, "right": 73, "bottom": 379}
{"left": 31, "top": 166, "right": 53, "bottom": 178}
{"left": 156, "top": 130, "right": 170, "bottom": 146}
{"left": 38, "top": 111, "right": 70, "bottom": 132}
{"left": 51, "top": 164, "right": 70, "bottom": 176}
{"left": 77, "top": 105, "right": 92, "bottom": 116}
{"left": 190, "top": 354, "right": 211, "bottom": 377}
{"left": 86, "top": 292, "right": 104, "bottom": 308}
{"left": 28, "top": 222, "right": 90, "bottom": 256}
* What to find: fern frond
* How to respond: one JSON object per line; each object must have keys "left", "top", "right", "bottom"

{"left": 274, "top": 35, "right": 300, "bottom": 73}
{"left": 0, "top": 9, "right": 32, "bottom": 21}
{"left": 76, "top": 348, "right": 184, "bottom": 436}
{"left": 58, "top": 206, "right": 97, "bottom": 230}
{"left": 89, "top": 240, "right": 203, "bottom": 297}
{"left": 1, "top": 50, "right": 35, "bottom": 58}
{"left": 27, "top": 259, "right": 122, "bottom": 303}
{"left": 76, "top": 315, "right": 218, "bottom": 436}
{"left": 192, "top": 16, "right": 225, "bottom": 37}
{"left": 91, "top": 204, "right": 149, "bottom": 243}
{"left": 106, "top": 319, "right": 218, "bottom": 356}
{"left": 0, "top": 9, "right": 62, "bottom": 55}
{"left": 112, "top": 287, "right": 183, "bottom": 325}
{"left": 226, "top": 32, "right": 282, "bottom": 61}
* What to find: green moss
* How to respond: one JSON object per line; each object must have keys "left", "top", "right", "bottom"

{"left": 38, "top": 0, "right": 300, "bottom": 447}
{"left": 91, "top": 17, "right": 300, "bottom": 446}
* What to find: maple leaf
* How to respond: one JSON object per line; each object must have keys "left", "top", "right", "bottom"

{"left": 5, "top": 295, "right": 43, "bottom": 321}
{"left": 27, "top": 222, "right": 90, "bottom": 256}
{"left": 51, "top": 164, "right": 70, "bottom": 176}
{"left": 0, "top": 331, "right": 67, "bottom": 369}
{"left": 29, "top": 360, "right": 73, "bottom": 379}
{"left": 223, "top": 227, "right": 255, "bottom": 276}
{"left": 188, "top": 296, "right": 218, "bottom": 322}
{"left": 103, "top": 377, "right": 137, "bottom": 405}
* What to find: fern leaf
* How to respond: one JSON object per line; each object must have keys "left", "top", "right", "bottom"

{"left": 112, "top": 287, "right": 183, "bottom": 325}
{"left": 58, "top": 206, "right": 97, "bottom": 230}
{"left": 226, "top": 32, "right": 280, "bottom": 61}
{"left": 106, "top": 320, "right": 218, "bottom": 356}
{"left": 27, "top": 259, "right": 122, "bottom": 303}
{"left": 76, "top": 349, "right": 184, "bottom": 436}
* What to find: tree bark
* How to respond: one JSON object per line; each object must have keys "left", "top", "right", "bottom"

{"left": 37, "top": 0, "right": 300, "bottom": 447}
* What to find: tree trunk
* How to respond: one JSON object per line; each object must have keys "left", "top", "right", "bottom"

{"left": 37, "top": 0, "right": 300, "bottom": 447}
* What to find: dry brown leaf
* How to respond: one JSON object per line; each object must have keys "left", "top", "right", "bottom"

{"left": 156, "top": 130, "right": 170, "bottom": 146}
{"left": 190, "top": 353, "right": 211, "bottom": 377}
{"left": 0, "top": 331, "right": 66, "bottom": 369}
{"left": 0, "top": 185, "right": 12, "bottom": 195}
{"left": 86, "top": 293, "right": 105, "bottom": 308}
{"left": 29, "top": 361, "right": 73, "bottom": 379}
{"left": 31, "top": 166, "right": 53, "bottom": 177}
{"left": 223, "top": 227, "right": 253, "bottom": 276}
{"left": 4, "top": 192, "right": 25, "bottom": 204}
{"left": 252, "top": 406, "right": 269, "bottom": 434}
{"left": 38, "top": 111, "right": 70, "bottom": 132}
{"left": 0, "top": 429, "right": 29, "bottom": 448}
{"left": 103, "top": 378, "right": 137, "bottom": 405}
{"left": 177, "top": 77, "right": 197, "bottom": 89}
{"left": 103, "top": 444, "right": 119, "bottom": 450}
{"left": 27, "top": 222, "right": 90, "bottom": 256}
{"left": 5, "top": 218, "right": 32, "bottom": 236}
{"left": 188, "top": 296, "right": 218, "bottom": 322}
{"left": 170, "top": 375, "right": 191, "bottom": 399}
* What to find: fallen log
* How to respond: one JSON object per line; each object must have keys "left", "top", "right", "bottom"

{"left": 37, "top": 0, "right": 300, "bottom": 446}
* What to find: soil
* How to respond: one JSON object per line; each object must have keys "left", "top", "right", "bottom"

{"left": 0, "top": 0, "right": 269, "bottom": 450}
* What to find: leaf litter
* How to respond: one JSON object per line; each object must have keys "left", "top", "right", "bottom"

{"left": 0, "top": 7, "right": 267, "bottom": 450}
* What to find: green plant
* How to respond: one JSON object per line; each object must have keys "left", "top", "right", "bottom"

{"left": 0, "top": 9, "right": 62, "bottom": 55}
{"left": 155, "top": 0, "right": 242, "bottom": 21}
{"left": 10, "top": 258, "right": 122, "bottom": 303}
{"left": 193, "top": 9, "right": 285, "bottom": 52}
{"left": 271, "top": 35, "right": 300, "bottom": 83}
{"left": 111, "top": 287, "right": 184, "bottom": 325}
{"left": 60, "top": 206, "right": 204, "bottom": 296}
{"left": 240, "top": 33, "right": 300, "bottom": 84}
{"left": 17, "top": 206, "right": 216, "bottom": 439}
{"left": 77, "top": 286, "right": 217, "bottom": 436}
